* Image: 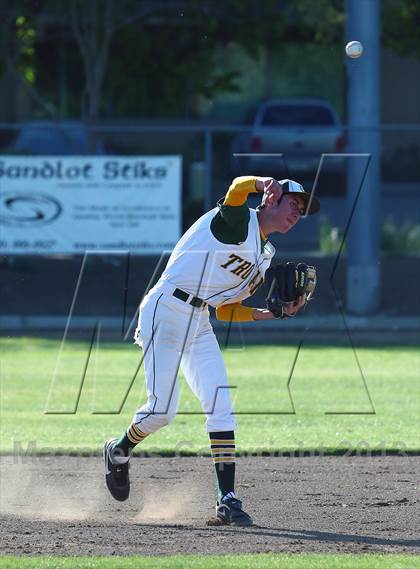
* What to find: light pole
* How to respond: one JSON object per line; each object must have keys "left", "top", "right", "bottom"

{"left": 346, "top": 0, "right": 381, "bottom": 314}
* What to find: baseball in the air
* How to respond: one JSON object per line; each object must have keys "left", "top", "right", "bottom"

{"left": 346, "top": 41, "right": 363, "bottom": 59}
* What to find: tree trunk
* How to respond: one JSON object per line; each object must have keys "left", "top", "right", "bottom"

{"left": 71, "top": 0, "right": 113, "bottom": 126}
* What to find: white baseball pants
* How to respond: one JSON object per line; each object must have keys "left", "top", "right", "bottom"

{"left": 133, "top": 282, "right": 236, "bottom": 434}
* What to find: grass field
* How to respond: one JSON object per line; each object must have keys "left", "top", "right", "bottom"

{"left": 0, "top": 554, "right": 418, "bottom": 569}
{"left": 1, "top": 338, "right": 418, "bottom": 454}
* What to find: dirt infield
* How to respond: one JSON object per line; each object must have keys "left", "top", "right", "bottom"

{"left": 0, "top": 455, "right": 418, "bottom": 556}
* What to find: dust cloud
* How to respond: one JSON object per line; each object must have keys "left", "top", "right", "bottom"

{"left": 0, "top": 456, "right": 108, "bottom": 522}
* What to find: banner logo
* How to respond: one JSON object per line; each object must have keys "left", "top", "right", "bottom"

{"left": 0, "top": 192, "right": 62, "bottom": 227}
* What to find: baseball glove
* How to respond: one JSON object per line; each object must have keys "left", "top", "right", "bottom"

{"left": 264, "top": 262, "right": 317, "bottom": 318}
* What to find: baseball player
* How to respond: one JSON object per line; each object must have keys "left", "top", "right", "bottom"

{"left": 104, "top": 176, "right": 320, "bottom": 526}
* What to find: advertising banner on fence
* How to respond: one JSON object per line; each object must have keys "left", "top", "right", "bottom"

{"left": 0, "top": 155, "right": 182, "bottom": 254}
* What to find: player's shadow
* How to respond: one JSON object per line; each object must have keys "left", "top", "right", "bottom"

{"left": 180, "top": 525, "right": 420, "bottom": 548}
{"left": 255, "top": 527, "right": 420, "bottom": 548}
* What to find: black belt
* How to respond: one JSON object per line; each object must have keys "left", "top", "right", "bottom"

{"left": 173, "top": 288, "right": 206, "bottom": 308}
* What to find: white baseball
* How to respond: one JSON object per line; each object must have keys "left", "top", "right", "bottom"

{"left": 346, "top": 41, "right": 363, "bottom": 59}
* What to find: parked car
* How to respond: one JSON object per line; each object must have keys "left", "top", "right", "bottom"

{"left": 5, "top": 121, "right": 105, "bottom": 155}
{"left": 230, "top": 98, "right": 346, "bottom": 179}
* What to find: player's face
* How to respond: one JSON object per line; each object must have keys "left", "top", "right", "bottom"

{"left": 274, "top": 194, "right": 305, "bottom": 233}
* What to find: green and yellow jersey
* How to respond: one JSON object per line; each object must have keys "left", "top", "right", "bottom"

{"left": 213, "top": 177, "right": 268, "bottom": 322}
{"left": 160, "top": 177, "right": 274, "bottom": 318}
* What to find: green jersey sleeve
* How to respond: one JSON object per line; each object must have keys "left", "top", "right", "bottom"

{"left": 210, "top": 199, "right": 250, "bottom": 244}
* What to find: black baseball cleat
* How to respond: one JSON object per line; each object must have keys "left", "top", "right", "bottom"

{"left": 103, "top": 438, "right": 130, "bottom": 501}
{"left": 216, "top": 496, "right": 253, "bottom": 526}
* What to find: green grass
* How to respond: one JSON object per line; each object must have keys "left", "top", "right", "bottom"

{"left": 1, "top": 338, "right": 419, "bottom": 454}
{"left": 0, "top": 554, "right": 418, "bottom": 569}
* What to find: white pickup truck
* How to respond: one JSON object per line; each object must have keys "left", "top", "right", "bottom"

{"left": 230, "top": 97, "right": 346, "bottom": 179}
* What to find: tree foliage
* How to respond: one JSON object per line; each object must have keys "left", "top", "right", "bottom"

{"left": 0, "top": 1, "right": 37, "bottom": 82}
{"left": 283, "top": 0, "right": 344, "bottom": 44}
{"left": 105, "top": 0, "right": 289, "bottom": 118}
{"left": 383, "top": 0, "right": 420, "bottom": 58}
{"left": 0, "top": 0, "right": 51, "bottom": 120}
{"left": 69, "top": 0, "right": 168, "bottom": 121}
{"left": 1, "top": 0, "right": 418, "bottom": 120}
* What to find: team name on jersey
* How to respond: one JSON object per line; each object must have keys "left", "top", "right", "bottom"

{"left": 220, "top": 254, "right": 264, "bottom": 294}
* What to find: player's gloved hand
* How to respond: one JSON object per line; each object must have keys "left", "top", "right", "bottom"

{"left": 264, "top": 262, "right": 317, "bottom": 319}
